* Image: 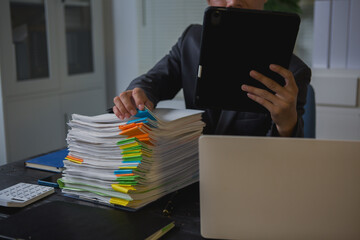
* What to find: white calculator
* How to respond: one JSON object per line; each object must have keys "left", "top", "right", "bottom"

{"left": 0, "top": 182, "right": 54, "bottom": 207}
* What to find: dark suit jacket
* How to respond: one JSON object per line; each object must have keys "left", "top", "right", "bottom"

{"left": 128, "top": 24, "right": 311, "bottom": 137}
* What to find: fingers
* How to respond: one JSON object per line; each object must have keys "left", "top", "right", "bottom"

{"left": 245, "top": 65, "right": 297, "bottom": 101}
{"left": 249, "top": 70, "right": 281, "bottom": 94}
{"left": 241, "top": 83, "right": 278, "bottom": 107}
{"left": 113, "top": 88, "right": 153, "bottom": 120}
{"left": 245, "top": 92, "right": 273, "bottom": 111}
{"left": 132, "top": 88, "right": 154, "bottom": 111}
{"left": 241, "top": 64, "right": 299, "bottom": 136}
{"left": 268, "top": 64, "right": 298, "bottom": 103}
{"left": 269, "top": 64, "right": 297, "bottom": 89}
{"left": 113, "top": 105, "right": 123, "bottom": 119}
{"left": 113, "top": 91, "right": 133, "bottom": 119}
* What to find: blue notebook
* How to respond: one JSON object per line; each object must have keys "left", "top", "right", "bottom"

{"left": 25, "top": 149, "right": 68, "bottom": 173}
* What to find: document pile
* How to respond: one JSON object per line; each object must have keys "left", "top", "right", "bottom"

{"left": 58, "top": 108, "right": 205, "bottom": 210}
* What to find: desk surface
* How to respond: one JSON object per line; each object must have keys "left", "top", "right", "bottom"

{"left": 0, "top": 159, "right": 205, "bottom": 239}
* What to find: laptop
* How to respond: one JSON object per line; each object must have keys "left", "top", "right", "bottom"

{"left": 199, "top": 135, "right": 360, "bottom": 239}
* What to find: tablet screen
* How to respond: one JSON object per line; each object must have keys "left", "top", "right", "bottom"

{"left": 194, "top": 7, "right": 300, "bottom": 113}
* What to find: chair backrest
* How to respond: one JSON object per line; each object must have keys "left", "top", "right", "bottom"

{"left": 303, "top": 84, "right": 316, "bottom": 138}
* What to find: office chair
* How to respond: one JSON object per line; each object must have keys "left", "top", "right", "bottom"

{"left": 303, "top": 84, "right": 316, "bottom": 138}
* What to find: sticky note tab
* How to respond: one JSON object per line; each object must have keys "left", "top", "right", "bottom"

{"left": 111, "top": 183, "right": 136, "bottom": 193}
{"left": 65, "top": 155, "right": 83, "bottom": 164}
{"left": 109, "top": 197, "right": 129, "bottom": 206}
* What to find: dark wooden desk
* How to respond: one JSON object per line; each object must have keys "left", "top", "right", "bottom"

{"left": 0, "top": 159, "right": 204, "bottom": 239}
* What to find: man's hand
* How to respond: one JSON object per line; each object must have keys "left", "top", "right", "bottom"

{"left": 241, "top": 64, "right": 298, "bottom": 137}
{"left": 113, "top": 87, "right": 154, "bottom": 120}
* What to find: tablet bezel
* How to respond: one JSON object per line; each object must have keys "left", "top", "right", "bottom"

{"left": 194, "top": 7, "right": 300, "bottom": 113}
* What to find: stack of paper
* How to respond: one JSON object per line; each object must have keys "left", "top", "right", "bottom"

{"left": 58, "top": 107, "right": 205, "bottom": 210}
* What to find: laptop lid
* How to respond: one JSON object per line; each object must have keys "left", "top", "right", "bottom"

{"left": 199, "top": 135, "right": 360, "bottom": 239}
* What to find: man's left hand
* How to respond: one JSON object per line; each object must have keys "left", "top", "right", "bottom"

{"left": 241, "top": 64, "right": 298, "bottom": 137}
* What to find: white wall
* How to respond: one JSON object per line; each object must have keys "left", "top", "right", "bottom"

{"left": 103, "top": 0, "right": 115, "bottom": 108}
{"left": 0, "top": 65, "right": 7, "bottom": 166}
{"left": 112, "top": 0, "right": 140, "bottom": 96}
{"left": 137, "top": 0, "right": 207, "bottom": 74}
{"left": 0, "top": 12, "right": 6, "bottom": 165}
{"left": 104, "top": 0, "right": 140, "bottom": 107}
{"left": 294, "top": 0, "right": 314, "bottom": 67}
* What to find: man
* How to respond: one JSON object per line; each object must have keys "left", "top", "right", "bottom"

{"left": 113, "top": 0, "right": 311, "bottom": 137}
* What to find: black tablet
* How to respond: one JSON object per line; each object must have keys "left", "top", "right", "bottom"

{"left": 194, "top": 7, "right": 300, "bottom": 113}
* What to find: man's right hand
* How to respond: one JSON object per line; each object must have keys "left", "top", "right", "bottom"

{"left": 113, "top": 87, "right": 154, "bottom": 120}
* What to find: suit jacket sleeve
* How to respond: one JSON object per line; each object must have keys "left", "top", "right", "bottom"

{"left": 126, "top": 26, "right": 193, "bottom": 106}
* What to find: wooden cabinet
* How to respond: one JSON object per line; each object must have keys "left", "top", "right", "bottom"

{"left": 0, "top": 0, "right": 106, "bottom": 164}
